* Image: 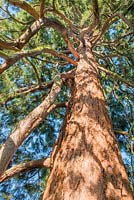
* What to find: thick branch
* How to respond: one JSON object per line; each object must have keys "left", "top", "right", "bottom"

{"left": 98, "top": 65, "right": 134, "bottom": 88}
{"left": 0, "top": 17, "right": 79, "bottom": 59}
{"left": 9, "top": 0, "right": 39, "bottom": 19}
{"left": 0, "top": 47, "right": 77, "bottom": 74}
{"left": 16, "top": 19, "right": 43, "bottom": 49}
{"left": 0, "top": 19, "right": 53, "bottom": 50}
{"left": 41, "top": 18, "right": 80, "bottom": 59}
{"left": 93, "top": 0, "right": 100, "bottom": 24}
{"left": 0, "top": 76, "right": 62, "bottom": 176}
{"left": 0, "top": 158, "right": 50, "bottom": 183}
{"left": 40, "top": 0, "right": 46, "bottom": 18}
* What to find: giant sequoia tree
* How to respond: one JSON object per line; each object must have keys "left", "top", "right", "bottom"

{"left": 0, "top": 0, "right": 134, "bottom": 199}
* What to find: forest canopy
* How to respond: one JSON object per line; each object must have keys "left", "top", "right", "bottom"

{"left": 0, "top": 0, "right": 134, "bottom": 199}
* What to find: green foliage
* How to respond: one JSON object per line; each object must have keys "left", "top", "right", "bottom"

{"left": 0, "top": 0, "right": 134, "bottom": 198}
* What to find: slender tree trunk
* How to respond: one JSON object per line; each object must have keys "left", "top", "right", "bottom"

{"left": 43, "top": 39, "right": 133, "bottom": 200}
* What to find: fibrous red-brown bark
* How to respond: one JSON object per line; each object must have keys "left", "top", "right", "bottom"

{"left": 0, "top": 77, "right": 62, "bottom": 176}
{"left": 42, "top": 39, "right": 133, "bottom": 200}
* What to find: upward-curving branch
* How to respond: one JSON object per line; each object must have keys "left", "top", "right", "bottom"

{"left": 0, "top": 75, "right": 62, "bottom": 176}
{"left": 0, "top": 158, "right": 50, "bottom": 183}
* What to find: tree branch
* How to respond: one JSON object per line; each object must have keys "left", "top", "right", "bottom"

{"left": 52, "top": 0, "right": 75, "bottom": 28}
{"left": 80, "top": 0, "right": 100, "bottom": 40}
{"left": 0, "top": 17, "right": 79, "bottom": 59}
{"left": 51, "top": 2, "right": 80, "bottom": 45}
{"left": 8, "top": 0, "right": 39, "bottom": 20}
{"left": 3, "top": 3, "right": 31, "bottom": 25}
{"left": 0, "top": 69, "right": 75, "bottom": 105}
{"left": 40, "top": 0, "right": 46, "bottom": 18}
{"left": 114, "top": 130, "right": 129, "bottom": 136}
{"left": 98, "top": 65, "right": 134, "bottom": 88}
{"left": 0, "top": 47, "right": 77, "bottom": 74}
{"left": 25, "top": 58, "right": 41, "bottom": 85}
{"left": 16, "top": 19, "right": 44, "bottom": 49}
{"left": 117, "top": 13, "right": 134, "bottom": 29}
{"left": 0, "top": 39, "right": 19, "bottom": 51}
{"left": 0, "top": 75, "right": 62, "bottom": 176}
{"left": 93, "top": 12, "right": 134, "bottom": 45}
{"left": 92, "top": 13, "right": 117, "bottom": 45}
{"left": 0, "top": 82, "right": 53, "bottom": 106}
{"left": 92, "top": 0, "right": 100, "bottom": 24}
{"left": 0, "top": 158, "right": 50, "bottom": 183}
{"left": 0, "top": 51, "right": 9, "bottom": 60}
{"left": 41, "top": 18, "right": 80, "bottom": 59}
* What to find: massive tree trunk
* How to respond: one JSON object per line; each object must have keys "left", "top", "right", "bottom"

{"left": 42, "top": 39, "right": 133, "bottom": 200}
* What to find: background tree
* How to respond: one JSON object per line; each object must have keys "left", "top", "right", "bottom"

{"left": 0, "top": 0, "right": 134, "bottom": 199}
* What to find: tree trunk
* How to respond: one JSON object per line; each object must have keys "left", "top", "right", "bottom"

{"left": 42, "top": 39, "right": 133, "bottom": 200}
